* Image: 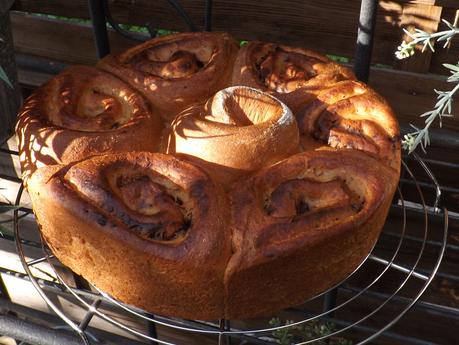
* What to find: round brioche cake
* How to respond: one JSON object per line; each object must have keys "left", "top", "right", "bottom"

{"left": 16, "top": 32, "right": 400, "bottom": 320}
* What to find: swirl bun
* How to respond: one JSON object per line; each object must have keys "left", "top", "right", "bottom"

{"left": 27, "top": 152, "right": 231, "bottom": 319}
{"left": 165, "top": 86, "right": 300, "bottom": 184}
{"left": 99, "top": 32, "right": 239, "bottom": 121}
{"left": 232, "top": 42, "right": 356, "bottom": 114}
{"left": 226, "top": 149, "right": 397, "bottom": 318}
{"left": 15, "top": 65, "right": 162, "bottom": 186}
{"left": 297, "top": 80, "right": 401, "bottom": 172}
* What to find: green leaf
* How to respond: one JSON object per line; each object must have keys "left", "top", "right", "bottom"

{"left": 0, "top": 66, "right": 13, "bottom": 89}
{"left": 443, "top": 63, "right": 459, "bottom": 72}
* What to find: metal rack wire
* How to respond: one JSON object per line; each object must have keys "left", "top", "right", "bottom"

{"left": 7, "top": 148, "right": 448, "bottom": 345}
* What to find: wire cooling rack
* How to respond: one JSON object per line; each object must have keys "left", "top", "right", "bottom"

{"left": 6, "top": 149, "right": 447, "bottom": 345}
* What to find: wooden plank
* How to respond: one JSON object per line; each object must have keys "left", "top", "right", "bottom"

{"left": 368, "top": 67, "right": 459, "bottom": 132}
{"left": 393, "top": 3, "right": 442, "bottom": 73}
{"left": 17, "top": 68, "right": 54, "bottom": 88}
{"left": 400, "top": 0, "right": 459, "bottom": 7}
{"left": 8, "top": 0, "right": 424, "bottom": 66}
{"left": 11, "top": 12, "right": 135, "bottom": 66}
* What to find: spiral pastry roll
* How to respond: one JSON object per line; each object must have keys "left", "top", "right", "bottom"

{"left": 232, "top": 42, "right": 356, "bottom": 114}
{"left": 27, "top": 152, "right": 231, "bottom": 319}
{"left": 15, "top": 66, "right": 162, "bottom": 187}
{"left": 297, "top": 80, "right": 401, "bottom": 172}
{"left": 164, "top": 86, "right": 300, "bottom": 185}
{"left": 98, "top": 32, "right": 239, "bottom": 121}
{"left": 225, "top": 150, "right": 397, "bottom": 318}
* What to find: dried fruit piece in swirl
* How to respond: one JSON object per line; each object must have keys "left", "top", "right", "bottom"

{"left": 98, "top": 32, "right": 239, "bottom": 121}
{"left": 164, "top": 86, "right": 300, "bottom": 185}
{"left": 27, "top": 152, "right": 231, "bottom": 319}
{"left": 232, "top": 42, "right": 356, "bottom": 114}
{"left": 15, "top": 66, "right": 162, "bottom": 187}
{"left": 297, "top": 80, "right": 401, "bottom": 172}
{"left": 225, "top": 150, "right": 398, "bottom": 319}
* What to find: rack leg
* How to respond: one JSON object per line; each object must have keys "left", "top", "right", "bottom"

{"left": 205, "top": 0, "right": 213, "bottom": 31}
{"left": 354, "top": 0, "right": 378, "bottom": 82}
{"left": 218, "top": 319, "right": 231, "bottom": 345}
{"left": 87, "top": 0, "right": 110, "bottom": 58}
{"left": 147, "top": 317, "right": 158, "bottom": 345}
{"left": 0, "top": 274, "right": 10, "bottom": 301}
{"left": 323, "top": 287, "right": 338, "bottom": 318}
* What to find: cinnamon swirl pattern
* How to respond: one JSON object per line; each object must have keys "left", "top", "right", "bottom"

{"left": 27, "top": 152, "right": 231, "bottom": 319}
{"left": 165, "top": 86, "right": 300, "bottom": 185}
{"left": 232, "top": 42, "right": 356, "bottom": 114}
{"left": 297, "top": 80, "right": 401, "bottom": 172}
{"left": 226, "top": 150, "right": 398, "bottom": 318}
{"left": 99, "top": 32, "right": 239, "bottom": 121}
{"left": 15, "top": 66, "right": 162, "bottom": 186}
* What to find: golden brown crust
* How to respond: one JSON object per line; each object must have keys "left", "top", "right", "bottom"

{"left": 28, "top": 152, "right": 231, "bottom": 319}
{"left": 164, "top": 86, "right": 301, "bottom": 185}
{"left": 225, "top": 149, "right": 398, "bottom": 318}
{"left": 297, "top": 80, "right": 401, "bottom": 172}
{"left": 15, "top": 65, "right": 163, "bottom": 187}
{"left": 17, "top": 34, "right": 401, "bottom": 321}
{"left": 232, "top": 42, "right": 356, "bottom": 114}
{"left": 98, "top": 32, "right": 239, "bottom": 121}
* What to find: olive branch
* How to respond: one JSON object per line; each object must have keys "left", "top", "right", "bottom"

{"left": 395, "top": 19, "right": 459, "bottom": 153}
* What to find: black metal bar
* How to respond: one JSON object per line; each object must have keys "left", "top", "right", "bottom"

{"left": 147, "top": 318, "right": 158, "bottom": 345}
{"left": 15, "top": 53, "right": 68, "bottom": 76}
{"left": 0, "top": 173, "right": 22, "bottom": 183}
{"left": 322, "top": 287, "right": 338, "bottom": 318}
{"left": 205, "top": 0, "right": 213, "bottom": 31}
{"left": 0, "top": 147, "right": 18, "bottom": 155}
{"left": 354, "top": 0, "right": 378, "bottom": 82}
{"left": 218, "top": 319, "right": 232, "bottom": 345}
{"left": 79, "top": 299, "right": 102, "bottom": 331}
{"left": 103, "top": 0, "right": 149, "bottom": 42}
{"left": 0, "top": 314, "right": 84, "bottom": 345}
{"left": 0, "top": 0, "right": 22, "bottom": 140}
{"left": 87, "top": 0, "right": 110, "bottom": 58}
{"left": 166, "top": 0, "right": 197, "bottom": 32}
{"left": 0, "top": 275, "right": 10, "bottom": 301}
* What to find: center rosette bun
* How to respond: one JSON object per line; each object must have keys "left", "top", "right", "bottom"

{"left": 98, "top": 32, "right": 239, "bottom": 121}
{"left": 232, "top": 42, "right": 356, "bottom": 114}
{"left": 225, "top": 149, "right": 398, "bottom": 318}
{"left": 27, "top": 152, "right": 231, "bottom": 319}
{"left": 164, "top": 86, "right": 300, "bottom": 184}
{"left": 15, "top": 65, "right": 162, "bottom": 186}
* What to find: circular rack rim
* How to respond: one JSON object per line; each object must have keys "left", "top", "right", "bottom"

{"left": 13, "top": 151, "right": 449, "bottom": 345}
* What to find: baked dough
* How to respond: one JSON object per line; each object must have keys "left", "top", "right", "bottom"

{"left": 17, "top": 32, "right": 401, "bottom": 320}
{"left": 16, "top": 65, "right": 162, "bottom": 187}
